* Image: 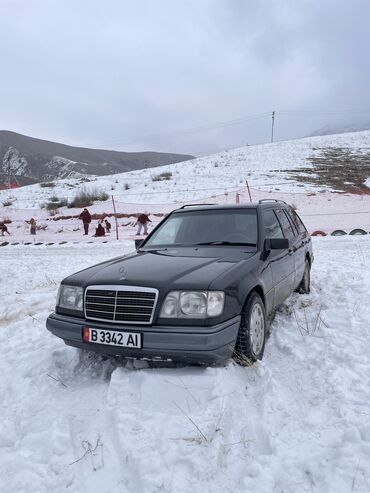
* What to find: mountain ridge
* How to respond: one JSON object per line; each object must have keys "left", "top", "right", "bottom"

{"left": 0, "top": 130, "right": 194, "bottom": 186}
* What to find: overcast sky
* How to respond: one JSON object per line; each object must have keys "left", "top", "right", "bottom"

{"left": 1, "top": 0, "right": 370, "bottom": 156}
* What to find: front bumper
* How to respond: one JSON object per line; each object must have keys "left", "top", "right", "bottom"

{"left": 46, "top": 313, "right": 241, "bottom": 363}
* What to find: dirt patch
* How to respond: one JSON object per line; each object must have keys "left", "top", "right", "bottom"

{"left": 277, "top": 147, "right": 370, "bottom": 193}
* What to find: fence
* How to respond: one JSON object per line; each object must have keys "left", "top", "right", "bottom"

{"left": 1, "top": 182, "right": 370, "bottom": 244}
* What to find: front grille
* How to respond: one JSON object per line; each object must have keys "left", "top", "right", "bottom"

{"left": 84, "top": 285, "right": 158, "bottom": 324}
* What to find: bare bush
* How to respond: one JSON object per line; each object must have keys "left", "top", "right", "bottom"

{"left": 152, "top": 171, "right": 173, "bottom": 182}
{"left": 39, "top": 181, "right": 55, "bottom": 188}
{"left": 44, "top": 197, "right": 68, "bottom": 211}
{"left": 68, "top": 188, "right": 109, "bottom": 208}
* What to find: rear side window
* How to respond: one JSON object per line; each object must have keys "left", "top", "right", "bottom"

{"left": 275, "top": 209, "right": 295, "bottom": 239}
{"left": 286, "top": 208, "right": 307, "bottom": 235}
{"left": 263, "top": 209, "right": 284, "bottom": 239}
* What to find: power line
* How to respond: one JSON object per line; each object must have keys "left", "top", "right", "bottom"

{"left": 78, "top": 107, "right": 370, "bottom": 150}
{"left": 79, "top": 112, "right": 272, "bottom": 148}
{"left": 278, "top": 108, "right": 370, "bottom": 115}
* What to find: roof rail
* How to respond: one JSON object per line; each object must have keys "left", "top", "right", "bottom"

{"left": 179, "top": 203, "right": 216, "bottom": 209}
{"left": 258, "top": 199, "right": 288, "bottom": 205}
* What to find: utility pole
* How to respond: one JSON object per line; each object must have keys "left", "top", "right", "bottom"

{"left": 271, "top": 110, "right": 275, "bottom": 143}
{"left": 246, "top": 181, "right": 252, "bottom": 203}
{"left": 111, "top": 195, "right": 119, "bottom": 240}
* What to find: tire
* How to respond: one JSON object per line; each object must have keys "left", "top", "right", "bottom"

{"left": 311, "top": 230, "right": 327, "bottom": 237}
{"left": 331, "top": 230, "right": 347, "bottom": 236}
{"left": 298, "top": 259, "right": 311, "bottom": 294}
{"left": 234, "top": 292, "right": 266, "bottom": 364}
{"left": 349, "top": 229, "right": 367, "bottom": 235}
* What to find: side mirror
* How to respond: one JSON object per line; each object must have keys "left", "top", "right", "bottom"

{"left": 135, "top": 239, "right": 144, "bottom": 249}
{"left": 265, "top": 238, "right": 289, "bottom": 250}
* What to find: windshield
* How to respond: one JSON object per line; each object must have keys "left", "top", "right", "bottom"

{"left": 144, "top": 209, "right": 258, "bottom": 247}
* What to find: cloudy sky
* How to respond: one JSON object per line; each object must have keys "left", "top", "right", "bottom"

{"left": 1, "top": 0, "right": 369, "bottom": 155}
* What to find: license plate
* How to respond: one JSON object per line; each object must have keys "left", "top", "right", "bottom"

{"left": 84, "top": 328, "right": 142, "bottom": 348}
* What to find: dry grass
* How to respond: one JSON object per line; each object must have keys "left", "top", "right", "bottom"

{"left": 274, "top": 146, "right": 370, "bottom": 193}
{"left": 152, "top": 171, "right": 173, "bottom": 182}
{"left": 68, "top": 188, "right": 109, "bottom": 208}
{"left": 293, "top": 305, "right": 328, "bottom": 336}
{"left": 232, "top": 347, "right": 254, "bottom": 367}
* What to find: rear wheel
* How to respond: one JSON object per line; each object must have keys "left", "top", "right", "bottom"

{"left": 234, "top": 292, "right": 266, "bottom": 364}
{"left": 298, "top": 259, "right": 311, "bottom": 294}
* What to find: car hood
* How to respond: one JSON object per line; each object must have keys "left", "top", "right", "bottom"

{"left": 64, "top": 247, "right": 256, "bottom": 291}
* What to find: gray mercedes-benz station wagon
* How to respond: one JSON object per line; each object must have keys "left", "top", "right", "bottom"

{"left": 46, "top": 200, "right": 313, "bottom": 364}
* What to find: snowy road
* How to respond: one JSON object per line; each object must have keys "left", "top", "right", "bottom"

{"left": 1, "top": 238, "right": 370, "bottom": 492}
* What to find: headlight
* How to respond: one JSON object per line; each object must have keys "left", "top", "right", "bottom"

{"left": 57, "top": 285, "right": 84, "bottom": 311}
{"left": 180, "top": 292, "right": 207, "bottom": 316}
{"left": 160, "top": 293, "right": 178, "bottom": 317}
{"left": 207, "top": 291, "right": 225, "bottom": 317}
{"left": 160, "top": 291, "right": 224, "bottom": 319}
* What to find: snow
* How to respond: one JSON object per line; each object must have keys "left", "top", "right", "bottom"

{"left": 1, "top": 129, "right": 370, "bottom": 490}
{"left": 1, "top": 130, "right": 370, "bottom": 242}
{"left": 2, "top": 187, "right": 370, "bottom": 244}
{"left": 2, "top": 147, "right": 28, "bottom": 176}
{"left": 1, "top": 237, "right": 370, "bottom": 492}
{"left": 2, "top": 129, "right": 370, "bottom": 208}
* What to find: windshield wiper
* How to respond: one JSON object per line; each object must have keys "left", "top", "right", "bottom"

{"left": 195, "top": 241, "right": 256, "bottom": 246}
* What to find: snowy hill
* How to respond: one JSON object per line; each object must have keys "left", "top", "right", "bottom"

{"left": 1, "top": 129, "right": 370, "bottom": 207}
{"left": 1, "top": 129, "right": 370, "bottom": 239}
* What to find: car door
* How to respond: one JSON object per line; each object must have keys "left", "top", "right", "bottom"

{"left": 285, "top": 207, "right": 310, "bottom": 287}
{"left": 275, "top": 208, "right": 297, "bottom": 292}
{"left": 262, "top": 208, "right": 294, "bottom": 307}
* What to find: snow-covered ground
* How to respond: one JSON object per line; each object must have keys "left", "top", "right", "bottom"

{"left": 2, "top": 129, "right": 370, "bottom": 208}
{"left": 1, "top": 130, "right": 370, "bottom": 241}
{"left": 1, "top": 187, "right": 370, "bottom": 242}
{"left": 1, "top": 237, "right": 370, "bottom": 492}
{"left": 0, "top": 131, "right": 370, "bottom": 235}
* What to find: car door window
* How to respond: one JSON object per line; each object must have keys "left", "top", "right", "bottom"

{"left": 282, "top": 209, "right": 298, "bottom": 235}
{"left": 286, "top": 208, "right": 307, "bottom": 235}
{"left": 275, "top": 209, "right": 295, "bottom": 239}
{"left": 263, "top": 209, "right": 284, "bottom": 239}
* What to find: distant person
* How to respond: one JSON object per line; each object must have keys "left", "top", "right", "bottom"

{"left": 0, "top": 222, "right": 10, "bottom": 236}
{"left": 94, "top": 223, "right": 105, "bottom": 237}
{"left": 104, "top": 219, "right": 111, "bottom": 233}
{"left": 79, "top": 208, "right": 92, "bottom": 235}
{"left": 136, "top": 212, "right": 151, "bottom": 235}
{"left": 26, "top": 218, "right": 37, "bottom": 235}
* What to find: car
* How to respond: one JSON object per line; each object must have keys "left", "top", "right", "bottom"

{"left": 46, "top": 200, "right": 313, "bottom": 364}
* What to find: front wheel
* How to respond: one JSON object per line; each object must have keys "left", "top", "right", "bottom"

{"left": 234, "top": 292, "right": 266, "bottom": 364}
